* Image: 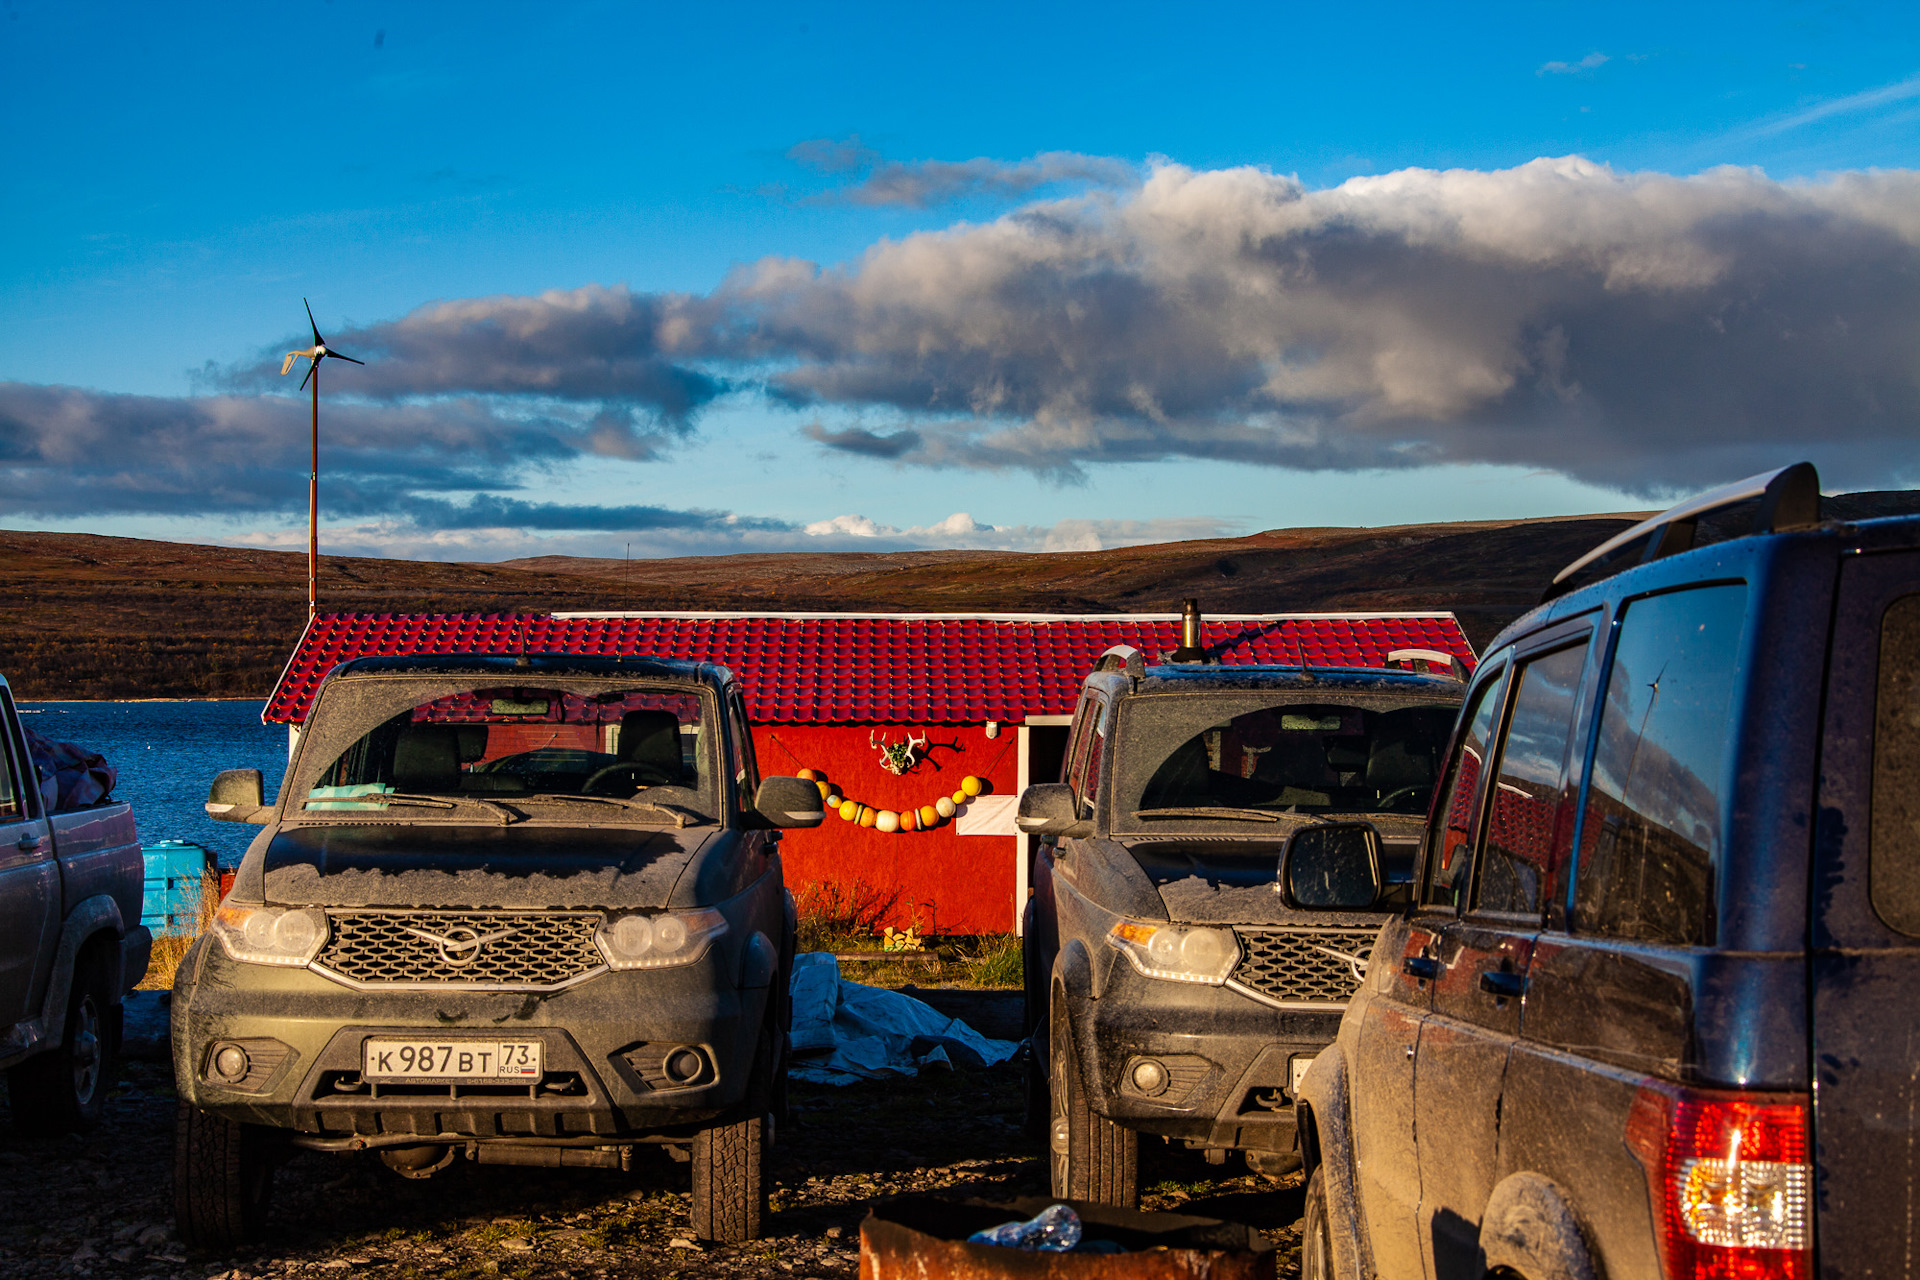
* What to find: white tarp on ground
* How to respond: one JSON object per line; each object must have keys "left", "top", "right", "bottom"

{"left": 787, "top": 951, "right": 1021, "bottom": 1085}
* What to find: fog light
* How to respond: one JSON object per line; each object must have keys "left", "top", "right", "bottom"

{"left": 212, "top": 1044, "right": 250, "bottom": 1083}
{"left": 1130, "top": 1058, "right": 1169, "bottom": 1096}
{"left": 664, "top": 1047, "right": 704, "bottom": 1083}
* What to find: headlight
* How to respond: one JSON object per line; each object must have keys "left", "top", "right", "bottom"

{"left": 211, "top": 904, "right": 329, "bottom": 967}
{"left": 595, "top": 909, "right": 727, "bottom": 970}
{"left": 1106, "top": 919, "right": 1239, "bottom": 985}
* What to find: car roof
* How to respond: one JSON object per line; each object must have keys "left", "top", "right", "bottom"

{"left": 1088, "top": 662, "right": 1463, "bottom": 699}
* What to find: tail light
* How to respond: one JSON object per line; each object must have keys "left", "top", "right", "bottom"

{"left": 1626, "top": 1080, "right": 1813, "bottom": 1280}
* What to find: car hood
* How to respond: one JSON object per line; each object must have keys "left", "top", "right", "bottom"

{"left": 257, "top": 823, "right": 705, "bottom": 909}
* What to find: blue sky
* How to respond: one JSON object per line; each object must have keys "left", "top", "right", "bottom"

{"left": 3, "top": 1, "right": 1917, "bottom": 560}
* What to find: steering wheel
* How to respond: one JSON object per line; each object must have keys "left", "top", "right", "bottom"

{"left": 1376, "top": 785, "right": 1429, "bottom": 812}
{"left": 583, "top": 761, "right": 678, "bottom": 794}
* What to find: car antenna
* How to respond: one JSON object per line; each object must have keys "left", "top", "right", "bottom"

{"left": 1287, "top": 620, "right": 1316, "bottom": 682}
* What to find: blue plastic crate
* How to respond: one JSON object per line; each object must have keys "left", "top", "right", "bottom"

{"left": 142, "top": 839, "right": 213, "bottom": 936}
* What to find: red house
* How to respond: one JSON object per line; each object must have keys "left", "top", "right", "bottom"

{"left": 266, "top": 610, "right": 1476, "bottom": 935}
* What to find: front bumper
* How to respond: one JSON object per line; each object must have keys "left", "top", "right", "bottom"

{"left": 1073, "top": 967, "right": 1344, "bottom": 1152}
{"left": 172, "top": 943, "right": 769, "bottom": 1140}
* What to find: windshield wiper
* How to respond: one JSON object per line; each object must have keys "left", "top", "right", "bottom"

{"left": 1132, "top": 806, "right": 1284, "bottom": 823}
{"left": 303, "top": 793, "right": 523, "bottom": 826}
{"left": 512, "top": 793, "right": 704, "bottom": 828}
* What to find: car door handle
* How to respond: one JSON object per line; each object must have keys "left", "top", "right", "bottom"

{"left": 16, "top": 834, "right": 38, "bottom": 853}
{"left": 1479, "top": 970, "right": 1527, "bottom": 999}
{"left": 1402, "top": 955, "right": 1441, "bottom": 981}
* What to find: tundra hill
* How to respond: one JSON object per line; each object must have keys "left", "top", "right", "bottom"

{"left": 5, "top": 489, "right": 1914, "bottom": 701}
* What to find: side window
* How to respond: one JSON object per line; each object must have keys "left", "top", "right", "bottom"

{"left": 1075, "top": 700, "right": 1110, "bottom": 819}
{"left": 1062, "top": 697, "right": 1094, "bottom": 787}
{"left": 0, "top": 700, "right": 22, "bottom": 824}
{"left": 1872, "top": 593, "right": 1920, "bottom": 934}
{"left": 1573, "top": 584, "right": 1747, "bottom": 946}
{"left": 727, "top": 694, "right": 759, "bottom": 798}
{"left": 1422, "top": 668, "right": 1507, "bottom": 909}
{"left": 1475, "top": 641, "right": 1590, "bottom": 917}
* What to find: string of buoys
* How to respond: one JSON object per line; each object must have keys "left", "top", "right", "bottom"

{"left": 795, "top": 769, "right": 991, "bottom": 833}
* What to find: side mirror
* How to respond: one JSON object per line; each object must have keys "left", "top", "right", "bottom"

{"left": 206, "top": 769, "right": 271, "bottom": 824}
{"left": 752, "top": 776, "right": 825, "bottom": 829}
{"left": 1281, "top": 822, "right": 1383, "bottom": 911}
{"left": 1016, "top": 783, "right": 1093, "bottom": 839}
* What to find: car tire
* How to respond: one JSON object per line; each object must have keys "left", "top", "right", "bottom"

{"left": 8, "top": 945, "right": 115, "bottom": 1135}
{"left": 1300, "top": 1165, "right": 1335, "bottom": 1280}
{"left": 1020, "top": 916, "right": 1048, "bottom": 1138}
{"left": 174, "top": 1100, "right": 276, "bottom": 1251}
{"left": 691, "top": 1018, "right": 774, "bottom": 1244}
{"left": 690, "top": 1111, "right": 766, "bottom": 1243}
{"left": 1048, "top": 999, "right": 1138, "bottom": 1208}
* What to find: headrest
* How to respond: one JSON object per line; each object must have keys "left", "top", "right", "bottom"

{"left": 618, "top": 710, "right": 683, "bottom": 774}
{"left": 393, "top": 725, "right": 461, "bottom": 790}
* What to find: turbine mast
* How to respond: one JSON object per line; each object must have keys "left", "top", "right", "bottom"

{"left": 280, "top": 299, "right": 365, "bottom": 622}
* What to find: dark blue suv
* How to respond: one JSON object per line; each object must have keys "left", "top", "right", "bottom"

{"left": 1297, "top": 463, "right": 1920, "bottom": 1280}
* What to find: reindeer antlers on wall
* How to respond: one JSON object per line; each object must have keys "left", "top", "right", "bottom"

{"left": 870, "top": 729, "right": 930, "bottom": 775}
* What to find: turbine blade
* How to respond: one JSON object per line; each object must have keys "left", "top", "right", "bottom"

{"left": 299, "top": 362, "right": 315, "bottom": 391}
{"left": 329, "top": 351, "right": 365, "bottom": 365}
{"left": 304, "top": 297, "right": 323, "bottom": 346}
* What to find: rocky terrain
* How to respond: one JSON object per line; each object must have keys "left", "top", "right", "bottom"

{"left": 0, "top": 991, "right": 1301, "bottom": 1280}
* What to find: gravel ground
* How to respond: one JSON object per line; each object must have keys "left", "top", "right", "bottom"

{"left": 0, "top": 993, "right": 1303, "bottom": 1279}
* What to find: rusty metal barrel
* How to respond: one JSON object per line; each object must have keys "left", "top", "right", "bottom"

{"left": 859, "top": 1196, "right": 1276, "bottom": 1280}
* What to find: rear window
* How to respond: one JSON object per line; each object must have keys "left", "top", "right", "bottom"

{"left": 1872, "top": 593, "right": 1920, "bottom": 935}
{"left": 1113, "top": 692, "right": 1458, "bottom": 831}
{"left": 1572, "top": 584, "right": 1747, "bottom": 946}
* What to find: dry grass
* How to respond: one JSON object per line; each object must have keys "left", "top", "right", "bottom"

{"left": 139, "top": 869, "right": 219, "bottom": 990}
{"left": 793, "top": 878, "right": 908, "bottom": 954}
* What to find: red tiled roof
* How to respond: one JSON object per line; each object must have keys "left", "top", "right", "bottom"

{"left": 265, "top": 611, "right": 1477, "bottom": 726}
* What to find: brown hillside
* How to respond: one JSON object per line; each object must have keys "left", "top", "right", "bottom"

{"left": 4, "top": 489, "right": 1913, "bottom": 700}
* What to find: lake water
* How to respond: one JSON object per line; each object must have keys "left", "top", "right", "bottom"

{"left": 19, "top": 700, "right": 291, "bottom": 868}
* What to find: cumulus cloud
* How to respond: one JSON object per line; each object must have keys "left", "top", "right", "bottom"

{"left": 29, "top": 155, "right": 1920, "bottom": 532}
{"left": 217, "top": 284, "right": 727, "bottom": 436}
{"left": 0, "top": 381, "right": 674, "bottom": 518}
{"left": 714, "top": 157, "right": 1920, "bottom": 492}
{"left": 219, "top": 510, "right": 1235, "bottom": 562}
{"left": 789, "top": 138, "right": 1136, "bottom": 207}
{"left": 799, "top": 510, "right": 1233, "bottom": 552}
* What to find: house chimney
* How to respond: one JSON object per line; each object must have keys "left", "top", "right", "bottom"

{"left": 1170, "top": 598, "right": 1208, "bottom": 663}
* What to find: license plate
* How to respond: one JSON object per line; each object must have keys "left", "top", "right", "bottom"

{"left": 362, "top": 1038, "right": 542, "bottom": 1081}
{"left": 1290, "top": 1055, "right": 1316, "bottom": 1096}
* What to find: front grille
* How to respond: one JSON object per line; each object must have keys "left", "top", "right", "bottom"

{"left": 313, "top": 910, "right": 605, "bottom": 989}
{"left": 1229, "top": 927, "right": 1378, "bottom": 1006}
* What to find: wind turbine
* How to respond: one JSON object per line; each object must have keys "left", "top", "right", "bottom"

{"left": 280, "top": 299, "right": 364, "bottom": 621}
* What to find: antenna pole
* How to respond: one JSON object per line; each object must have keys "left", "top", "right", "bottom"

{"left": 308, "top": 362, "right": 319, "bottom": 621}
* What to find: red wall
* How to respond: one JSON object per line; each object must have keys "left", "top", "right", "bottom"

{"left": 750, "top": 722, "right": 1021, "bottom": 937}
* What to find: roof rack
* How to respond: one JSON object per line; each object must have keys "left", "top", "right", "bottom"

{"left": 1385, "top": 648, "right": 1468, "bottom": 680}
{"left": 1093, "top": 645, "right": 1147, "bottom": 680}
{"left": 1543, "top": 462, "right": 1821, "bottom": 602}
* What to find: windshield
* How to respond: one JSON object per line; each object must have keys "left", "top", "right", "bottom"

{"left": 301, "top": 684, "right": 714, "bottom": 820}
{"left": 1112, "top": 694, "right": 1458, "bottom": 831}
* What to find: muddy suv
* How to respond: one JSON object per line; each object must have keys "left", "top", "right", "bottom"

{"left": 1018, "top": 644, "right": 1465, "bottom": 1206}
{"left": 173, "top": 654, "right": 821, "bottom": 1248}
{"left": 1297, "top": 463, "right": 1920, "bottom": 1280}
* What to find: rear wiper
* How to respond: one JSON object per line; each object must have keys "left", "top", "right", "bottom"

{"left": 1133, "top": 806, "right": 1283, "bottom": 823}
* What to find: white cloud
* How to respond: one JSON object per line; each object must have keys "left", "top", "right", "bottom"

{"left": 1538, "top": 52, "right": 1609, "bottom": 76}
